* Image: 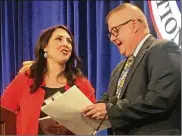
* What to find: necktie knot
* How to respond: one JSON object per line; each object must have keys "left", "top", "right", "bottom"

{"left": 127, "top": 55, "right": 134, "bottom": 62}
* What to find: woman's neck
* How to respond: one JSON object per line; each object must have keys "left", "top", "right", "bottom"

{"left": 46, "top": 59, "right": 65, "bottom": 78}
{"left": 44, "top": 59, "right": 67, "bottom": 88}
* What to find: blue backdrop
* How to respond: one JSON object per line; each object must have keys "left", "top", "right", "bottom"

{"left": 0, "top": 0, "right": 159, "bottom": 135}
{"left": 0, "top": 1, "right": 157, "bottom": 97}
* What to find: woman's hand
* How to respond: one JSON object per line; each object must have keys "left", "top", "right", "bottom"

{"left": 18, "top": 61, "right": 34, "bottom": 73}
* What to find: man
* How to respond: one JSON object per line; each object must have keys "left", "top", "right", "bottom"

{"left": 82, "top": 3, "right": 181, "bottom": 135}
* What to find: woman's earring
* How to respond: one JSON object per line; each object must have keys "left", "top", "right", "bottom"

{"left": 44, "top": 52, "right": 47, "bottom": 58}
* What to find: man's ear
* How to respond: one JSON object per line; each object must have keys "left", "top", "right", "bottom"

{"left": 131, "top": 19, "right": 139, "bottom": 33}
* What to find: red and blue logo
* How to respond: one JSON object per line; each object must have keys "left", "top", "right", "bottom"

{"left": 148, "top": 1, "right": 181, "bottom": 48}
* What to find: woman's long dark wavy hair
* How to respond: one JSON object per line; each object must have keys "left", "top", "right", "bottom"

{"left": 27, "top": 25, "right": 84, "bottom": 93}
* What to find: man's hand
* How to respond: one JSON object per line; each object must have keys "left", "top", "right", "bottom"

{"left": 19, "top": 61, "right": 34, "bottom": 73}
{"left": 82, "top": 103, "right": 108, "bottom": 120}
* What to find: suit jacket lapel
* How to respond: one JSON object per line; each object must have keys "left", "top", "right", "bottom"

{"left": 110, "top": 60, "right": 126, "bottom": 98}
{"left": 119, "top": 35, "right": 155, "bottom": 99}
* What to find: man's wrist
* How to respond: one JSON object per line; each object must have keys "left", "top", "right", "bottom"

{"left": 95, "top": 100, "right": 107, "bottom": 104}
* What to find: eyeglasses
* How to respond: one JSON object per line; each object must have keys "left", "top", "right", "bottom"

{"left": 108, "top": 18, "right": 142, "bottom": 38}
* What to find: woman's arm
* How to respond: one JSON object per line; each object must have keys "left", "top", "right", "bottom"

{"left": 76, "top": 77, "right": 96, "bottom": 103}
{"left": 1, "top": 73, "right": 26, "bottom": 112}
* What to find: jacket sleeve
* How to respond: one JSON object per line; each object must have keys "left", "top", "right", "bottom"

{"left": 107, "top": 41, "right": 181, "bottom": 129}
{"left": 0, "top": 73, "right": 26, "bottom": 112}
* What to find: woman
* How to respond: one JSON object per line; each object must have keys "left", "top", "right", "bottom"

{"left": 0, "top": 25, "right": 96, "bottom": 135}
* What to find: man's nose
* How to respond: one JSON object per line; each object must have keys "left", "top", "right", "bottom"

{"left": 110, "top": 34, "right": 117, "bottom": 43}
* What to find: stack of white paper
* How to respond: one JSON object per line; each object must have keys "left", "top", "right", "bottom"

{"left": 41, "top": 85, "right": 111, "bottom": 135}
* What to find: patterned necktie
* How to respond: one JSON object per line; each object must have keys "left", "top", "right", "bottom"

{"left": 116, "top": 55, "right": 134, "bottom": 98}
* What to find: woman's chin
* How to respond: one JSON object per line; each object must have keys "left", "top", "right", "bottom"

{"left": 57, "top": 59, "right": 69, "bottom": 65}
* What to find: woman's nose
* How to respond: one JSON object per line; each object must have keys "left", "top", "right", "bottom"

{"left": 62, "top": 44, "right": 68, "bottom": 48}
{"left": 61, "top": 38, "right": 69, "bottom": 45}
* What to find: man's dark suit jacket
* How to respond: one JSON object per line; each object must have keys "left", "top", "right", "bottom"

{"left": 101, "top": 35, "right": 181, "bottom": 135}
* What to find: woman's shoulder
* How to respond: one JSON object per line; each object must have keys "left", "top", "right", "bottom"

{"left": 13, "top": 71, "right": 33, "bottom": 85}
{"left": 75, "top": 76, "right": 89, "bottom": 84}
{"left": 14, "top": 72, "right": 28, "bottom": 80}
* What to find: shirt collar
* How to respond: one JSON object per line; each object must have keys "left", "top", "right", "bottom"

{"left": 133, "top": 34, "right": 151, "bottom": 57}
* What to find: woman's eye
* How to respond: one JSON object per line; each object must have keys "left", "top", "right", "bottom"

{"left": 56, "top": 37, "right": 62, "bottom": 41}
{"left": 67, "top": 39, "right": 72, "bottom": 44}
{"left": 56, "top": 37, "right": 72, "bottom": 44}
